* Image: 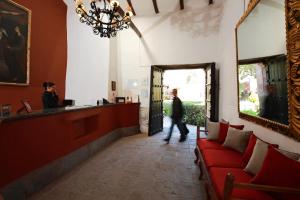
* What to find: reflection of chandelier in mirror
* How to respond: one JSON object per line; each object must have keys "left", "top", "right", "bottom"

{"left": 74, "top": 0, "right": 133, "bottom": 38}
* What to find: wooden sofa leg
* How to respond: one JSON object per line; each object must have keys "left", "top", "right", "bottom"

{"left": 194, "top": 148, "right": 204, "bottom": 179}
{"left": 198, "top": 161, "right": 204, "bottom": 180}
{"left": 194, "top": 148, "right": 199, "bottom": 164}
{"left": 204, "top": 181, "right": 211, "bottom": 200}
{"left": 223, "top": 173, "right": 235, "bottom": 200}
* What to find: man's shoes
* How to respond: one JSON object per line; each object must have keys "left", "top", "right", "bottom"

{"left": 163, "top": 138, "right": 170, "bottom": 144}
{"left": 183, "top": 123, "right": 189, "bottom": 135}
{"left": 179, "top": 136, "right": 186, "bottom": 142}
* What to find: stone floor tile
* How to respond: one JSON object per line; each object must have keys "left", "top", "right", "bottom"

{"left": 28, "top": 131, "right": 206, "bottom": 200}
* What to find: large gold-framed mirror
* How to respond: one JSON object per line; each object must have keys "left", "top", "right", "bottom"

{"left": 236, "top": 0, "right": 300, "bottom": 141}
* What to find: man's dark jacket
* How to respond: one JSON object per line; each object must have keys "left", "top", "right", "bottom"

{"left": 171, "top": 96, "right": 183, "bottom": 119}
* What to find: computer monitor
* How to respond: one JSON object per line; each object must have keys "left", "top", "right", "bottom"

{"left": 103, "top": 98, "right": 110, "bottom": 104}
{"left": 63, "top": 99, "right": 75, "bottom": 107}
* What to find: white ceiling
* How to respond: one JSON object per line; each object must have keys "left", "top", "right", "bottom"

{"left": 116, "top": 0, "right": 224, "bottom": 16}
{"left": 65, "top": 0, "right": 224, "bottom": 16}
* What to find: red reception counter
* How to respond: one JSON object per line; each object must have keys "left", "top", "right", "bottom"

{"left": 0, "top": 103, "right": 140, "bottom": 191}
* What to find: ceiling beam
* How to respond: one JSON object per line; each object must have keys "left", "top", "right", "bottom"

{"left": 152, "top": 0, "right": 159, "bottom": 14}
{"left": 180, "top": 0, "right": 184, "bottom": 10}
{"left": 106, "top": 0, "right": 141, "bottom": 37}
{"left": 209, "top": 0, "right": 214, "bottom": 5}
{"left": 127, "top": 0, "right": 136, "bottom": 16}
{"left": 116, "top": 6, "right": 142, "bottom": 38}
{"left": 128, "top": 20, "right": 142, "bottom": 38}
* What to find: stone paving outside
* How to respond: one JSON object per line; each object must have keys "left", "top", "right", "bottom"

{"left": 28, "top": 119, "right": 206, "bottom": 200}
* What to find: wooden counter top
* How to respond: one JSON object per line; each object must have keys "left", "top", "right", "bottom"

{"left": 0, "top": 103, "right": 140, "bottom": 123}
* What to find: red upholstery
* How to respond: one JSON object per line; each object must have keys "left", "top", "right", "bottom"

{"left": 218, "top": 123, "right": 245, "bottom": 143}
{"left": 218, "top": 122, "right": 229, "bottom": 143}
{"left": 242, "top": 135, "right": 279, "bottom": 165}
{"left": 242, "top": 134, "right": 257, "bottom": 164}
{"left": 202, "top": 149, "right": 245, "bottom": 168}
{"left": 197, "top": 138, "right": 227, "bottom": 151}
{"left": 209, "top": 167, "right": 274, "bottom": 200}
{"left": 251, "top": 147, "right": 300, "bottom": 200}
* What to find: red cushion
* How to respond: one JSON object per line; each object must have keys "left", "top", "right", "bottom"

{"left": 202, "top": 149, "right": 245, "bottom": 168}
{"left": 197, "top": 138, "right": 227, "bottom": 151}
{"left": 210, "top": 167, "right": 274, "bottom": 200}
{"left": 218, "top": 122, "right": 229, "bottom": 143}
{"left": 218, "top": 123, "right": 245, "bottom": 143}
{"left": 242, "top": 134, "right": 257, "bottom": 164}
{"left": 242, "top": 135, "right": 279, "bottom": 165}
{"left": 251, "top": 147, "right": 300, "bottom": 200}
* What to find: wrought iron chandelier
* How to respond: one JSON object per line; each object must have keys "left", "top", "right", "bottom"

{"left": 74, "top": 0, "right": 133, "bottom": 38}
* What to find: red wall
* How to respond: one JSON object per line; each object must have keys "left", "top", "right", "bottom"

{"left": 0, "top": 0, "right": 67, "bottom": 112}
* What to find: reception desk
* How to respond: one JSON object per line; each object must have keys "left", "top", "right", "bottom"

{"left": 0, "top": 103, "right": 140, "bottom": 199}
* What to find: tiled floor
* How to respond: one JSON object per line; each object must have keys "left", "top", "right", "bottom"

{"left": 28, "top": 123, "right": 206, "bottom": 200}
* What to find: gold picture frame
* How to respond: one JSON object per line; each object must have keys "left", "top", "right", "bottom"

{"left": 287, "top": 0, "right": 300, "bottom": 141}
{"left": 0, "top": 0, "right": 31, "bottom": 86}
{"left": 236, "top": 0, "right": 300, "bottom": 141}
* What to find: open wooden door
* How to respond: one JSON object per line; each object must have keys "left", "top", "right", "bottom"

{"left": 148, "top": 66, "right": 164, "bottom": 136}
{"left": 205, "top": 63, "right": 219, "bottom": 122}
{"left": 148, "top": 63, "right": 218, "bottom": 136}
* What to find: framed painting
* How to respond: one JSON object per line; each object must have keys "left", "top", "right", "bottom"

{"left": 111, "top": 81, "right": 116, "bottom": 91}
{"left": 0, "top": 0, "right": 31, "bottom": 85}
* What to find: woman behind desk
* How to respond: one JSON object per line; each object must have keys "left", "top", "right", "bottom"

{"left": 42, "top": 82, "right": 59, "bottom": 109}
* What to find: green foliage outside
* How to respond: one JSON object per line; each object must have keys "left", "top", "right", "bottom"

{"left": 163, "top": 101, "right": 172, "bottom": 116}
{"left": 242, "top": 109, "right": 259, "bottom": 116}
{"left": 239, "top": 64, "right": 256, "bottom": 80}
{"left": 239, "top": 64, "right": 260, "bottom": 115}
{"left": 163, "top": 101, "right": 205, "bottom": 127}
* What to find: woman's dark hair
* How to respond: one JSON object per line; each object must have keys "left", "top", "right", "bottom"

{"left": 43, "top": 82, "right": 55, "bottom": 90}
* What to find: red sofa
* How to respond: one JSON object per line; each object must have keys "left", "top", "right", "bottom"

{"left": 194, "top": 127, "right": 300, "bottom": 200}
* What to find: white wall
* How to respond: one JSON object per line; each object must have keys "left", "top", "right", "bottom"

{"left": 64, "top": 0, "right": 110, "bottom": 106}
{"left": 116, "top": 1, "right": 223, "bottom": 132}
{"left": 108, "top": 37, "right": 118, "bottom": 103}
{"left": 116, "top": 1, "right": 224, "bottom": 107}
{"left": 217, "top": 0, "right": 300, "bottom": 153}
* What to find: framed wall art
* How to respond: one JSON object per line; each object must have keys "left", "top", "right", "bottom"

{"left": 0, "top": 0, "right": 31, "bottom": 85}
{"left": 111, "top": 81, "right": 116, "bottom": 91}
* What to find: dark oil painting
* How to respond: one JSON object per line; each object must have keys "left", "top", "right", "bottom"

{"left": 0, "top": 0, "right": 31, "bottom": 85}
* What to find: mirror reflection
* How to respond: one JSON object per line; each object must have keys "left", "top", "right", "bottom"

{"left": 237, "top": 0, "right": 288, "bottom": 125}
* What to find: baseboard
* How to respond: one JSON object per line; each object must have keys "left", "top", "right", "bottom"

{"left": 120, "top": 126, "right": 140, "bottom": 137}
{"left": 0, "top": 126, "right": 139, "bottom": 200}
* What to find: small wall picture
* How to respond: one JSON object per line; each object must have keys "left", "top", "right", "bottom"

{"left": 111, "top": 81, "right": 116, "bottom": 91}
{"left": 1, "top": 104, "right": 11, "bottom": 116}
{"left": 0, "top": 0, "right": 31, "bottom": 85}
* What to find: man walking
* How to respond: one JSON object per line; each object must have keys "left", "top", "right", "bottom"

{"left": 164, "top": 89, "right": 187, "bottom": 143}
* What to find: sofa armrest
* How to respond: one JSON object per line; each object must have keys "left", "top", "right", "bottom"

{"left": 197, "top": 126, "right": 208, "bottom": 139}
{"left": 223, "top": 173, "right": 300, "bottom": 200}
